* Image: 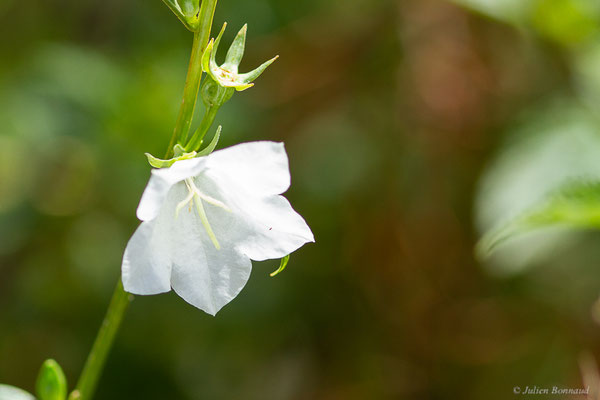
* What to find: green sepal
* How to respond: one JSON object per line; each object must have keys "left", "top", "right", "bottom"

{"left": 145, "top": 150, "right": 197, "bottom": 169}
{"left": 270, "top": 254, "right": 290, "bottom": 277}
{"left": 237, "top": 56, "right": 279, "bottom": 88}
{"left": 201, "top": 23, "right": 226, "bottom": 75}
{"left": 36, "top": 360, "right": 67, "bottom": 400}
{"left": 197, "top": 126, "right": 222, "bottom": 156}
{"left": 222, "top": 24, "right": 247, "bottom": 73}
{"left": 0, "top": 385, "right": 36, "bottom": 400}
{"left": 202, "top": 22, "right": 278, "bottom": 91}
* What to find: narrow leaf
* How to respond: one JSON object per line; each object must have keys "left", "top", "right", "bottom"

{"left": 159, "top": 0, "right": 197, "bottom": 32}
{"left": 197, "top": 126, "right": 221, "bottom": 156}
{"left": 476, "top": 180, "right": 600, "bottom": 258}
{"left": 161, "top": 0, "right": 182, "bottom": 14}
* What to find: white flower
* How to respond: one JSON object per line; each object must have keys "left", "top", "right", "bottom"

{"left": 121, "top": 141, "right": 314, "bottom": 315}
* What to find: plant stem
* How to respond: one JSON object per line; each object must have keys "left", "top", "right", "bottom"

{"left": 165, "top": 0, "right": 218, "bottom": 158}
{"left": 185, "top": 105, "right": 218, "bottom": 151}
{"left": 68, "top": 280, "right": 132, "bottom": 400}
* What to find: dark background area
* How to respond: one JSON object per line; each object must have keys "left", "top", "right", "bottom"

{"left": 3, "top": 0, "right": 600, "bottom": 398}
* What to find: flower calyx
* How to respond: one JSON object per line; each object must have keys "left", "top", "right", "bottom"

{"left": 148, "top": 126, "right": 222, "bottom": 168}
{"left": 200, "top": 75, "right": 234, "bottom": 108}
{"left": 202, "top": 23, "right": 279, "bottom": 92}
{"left": 146, "top": 148, "right": 197, "bottom": 169}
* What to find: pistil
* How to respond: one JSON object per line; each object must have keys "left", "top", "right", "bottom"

{"left": 175, "top": 178, "right": 230, "bottom": 250}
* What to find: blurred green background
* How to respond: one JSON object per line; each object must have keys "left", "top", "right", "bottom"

{"left": 4, "top": 0, "right": 600, "bottom": 398}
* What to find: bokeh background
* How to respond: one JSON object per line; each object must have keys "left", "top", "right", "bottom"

{"left": 4, "top": 0, "right": 600, "bottom": 398}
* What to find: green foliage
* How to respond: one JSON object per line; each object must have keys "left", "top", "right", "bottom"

{"left": 0, "top": 385, "right": 35, "bottom": 400}
{"left": 477, "top": 180, "right": 600, "bottom": 258}
{"left": 474, "top": 103, "right": 600, "bottom": 273}
{"left": 160, "top": 0, "right": 202, "bottom": 31}
{"left": 531, "top": 0, "right": 599, "bottom": 45}
{"left": 450, "top": 0, "right": 600, "bottom": 46}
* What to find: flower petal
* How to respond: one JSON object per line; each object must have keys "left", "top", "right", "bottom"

{"left": 206, "top": 141, "right": 291, "bottom": 196}
{"left": 170, "top": 240, "right": 252, "bottom": 315}
{"left": 137, "top": 157, "right": 207, "bottom": 221}
{"left": 122, "top": 221, "right": 172, "bottom": 295}
{"left": 124, "top": 182, "right": 252, "bottom": 315}
{"left": 196, "top": 172, "right": 314, "bottom": 262}
{"left": 168, "top": 186, "right": 252, "bottom": 314}
{"left": 234, "top": 194, "right": 314, "bottom": 261}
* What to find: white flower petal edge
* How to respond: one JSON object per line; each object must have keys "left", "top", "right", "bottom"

{"left": 122, "top": 141, "right": 314, "bottom": 315}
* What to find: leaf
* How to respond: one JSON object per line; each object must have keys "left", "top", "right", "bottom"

{"left": 270, "top": 255, "right": 290, "bottom": 277}
{"left": 196, "top": 126, "right": 221, "bottom": 157}
{"left": 36, "top": 359, "right": 67, "bottom": 400}
{"left": 0, "top": 384, "right": 36, "bottom": 400}
{"left": 477, "top": 180, "right": 600, "bottom": 258}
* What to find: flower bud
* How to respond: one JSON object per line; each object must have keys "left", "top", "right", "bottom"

{"left": 36, "top": 359, "right": 67, "bottom": 400}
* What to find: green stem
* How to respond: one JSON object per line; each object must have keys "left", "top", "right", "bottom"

{"left": 68, "top": 280, "right": 132, "bottom": 400}
{"left": 185, "top": 105, "right": 218, "bottom": 151}
{"left": 165, "top": 0, "right": 218, "bottom": 158}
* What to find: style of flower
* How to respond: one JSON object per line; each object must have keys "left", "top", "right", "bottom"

{"left": 121, "top": 141, "right": 314, "bottom": 315}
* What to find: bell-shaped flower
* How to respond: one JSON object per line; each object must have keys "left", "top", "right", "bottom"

{"left": 202, "top": 23, "right": 279, "bottom": 92}
{"left": 121, "top": 141, "right": 314, "bottom": 315}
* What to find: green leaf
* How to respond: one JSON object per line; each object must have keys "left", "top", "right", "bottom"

{"left": 477, "top": 180, "right": 600, "bottom": 258}
{"left": 196, "top": 126, "right": 221, "bottom": 157}
{"left": 177, "top": 0, "right": 198, "bottom": 17}
{"left": 0, "top": 384, "right": 36, "bottom": 400}
{"left": 36, "top": 359, "right": 67, "bottom": 400}
{"left": 270, "top": 254, "right": 290, "bottom": 277}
